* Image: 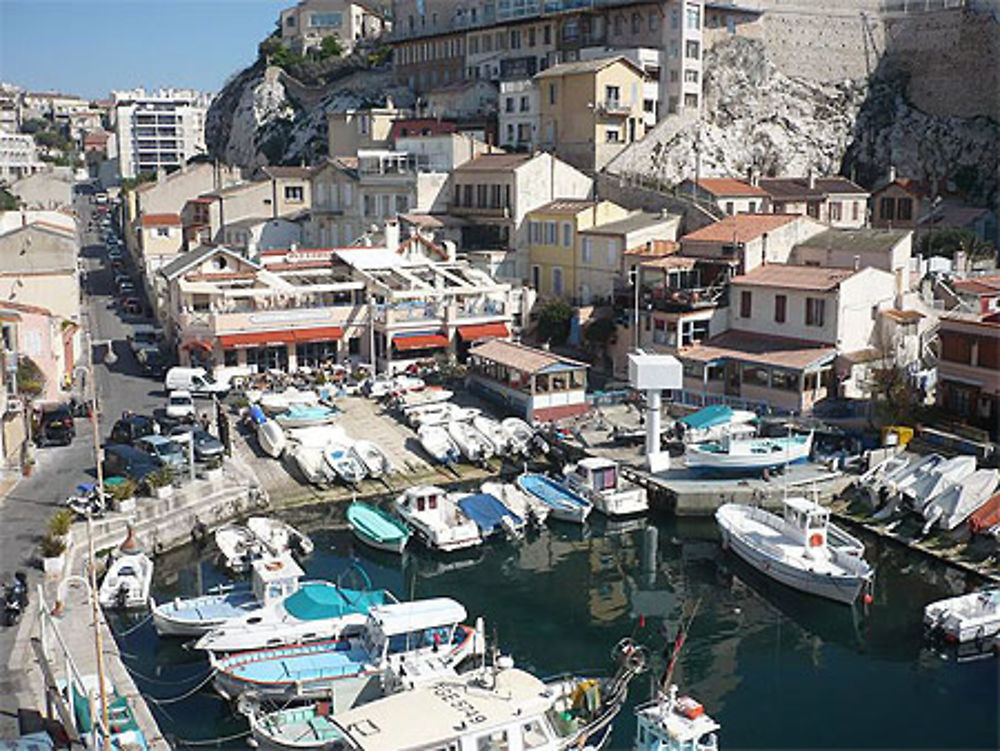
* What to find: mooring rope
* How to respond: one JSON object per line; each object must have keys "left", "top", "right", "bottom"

{"left": 120, "top": 659, "right": 214, "bottom": 688}
{"left": 114, "top": 611, "right": 154, "bottom": 638}
{"left": 142, "top": 669, "right": 219, "bottom": 705}
{"left": 172, "top": 729, "right": 251, "bottom": 747}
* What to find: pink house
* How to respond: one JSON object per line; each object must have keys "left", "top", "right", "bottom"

{"left": 0, "top": 302, "right": 77, "bottom": 404}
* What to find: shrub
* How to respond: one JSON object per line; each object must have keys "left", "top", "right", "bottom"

{"left": 40, "top": 533, "right": 66, "bottom": 558}
{"left": 48, "top": 510, "right": 73, "bottom": 537}
{"left": 16, "top": 355, "right": 45, "bottom": 398}
{"left": 206, "top": 456, "right": 223, "bottom": 471}
{"left": 537, "top": 299, "right": 574, "bottom": 346}
{"left": 146, "top": 465, "right": 174, "bottom": 490}
{"left": 105, "top": 477, "right": 137, "bottom": 501}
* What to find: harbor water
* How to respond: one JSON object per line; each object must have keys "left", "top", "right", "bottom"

{"left": 110, "top": 510, "right": 998, "bottom": 749}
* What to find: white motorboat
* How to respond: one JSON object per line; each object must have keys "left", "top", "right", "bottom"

{"left": 856, "top": 453, "right": 910, "bottom": 498}
{"left": 257, "top": 419, "right": 286, "bottom": 459}
{"left": 406, "top": 402, "right": 455, "bottom": 427}
{"left": 98, "top": 553, "right": 153, "bottom": 610}
{"left": 350, "top": 440, "right": 393, "bottom": 479}
{"left": 676, "top": 404, "right": 757, "bottom": 444}
{"left": 924, "top": 588, "right": 1000, "bottom": 643}
{"left": 417, "top": 424, "right": 460, "bottom": 464}
{"left": 216, "top": 524, "right": 263, "bottom": 573}
{"left": 394, "top": 485, "right": 482, "bottom": 552}
{"left": 904, "top": 455, "right": 977, "bottom": 510}
{"left": 152, "top": 553, "right": 303, "bottom": 638}
{"left": 394, "top": 388, "right": 453, "bottom": 411}
{"left": 324, "top": 442, "right": 368, "bottom": 485}
{"left": 286, "top": 443, "right": 332, "bottom": 486}
{"left": 285, "top": 424, "right": 347, "bottom": 449}
{"left": 196, "top": 563, "right": 396, "bottom": 654}
{"left": 685, "top": 432, "right": 813, "bottom": 475}
{"left": 872, "top": 453, "right": 952, "bottom": 520}
{"left": 481, "top": 480, "right": 551, "bottom": 526}
{"left": 716, "top": 497, "right": 874, "bottom": 604}
{"left": 634, "top": 684, "right": 720, "bottom": 751}
{"left": 564, "top": 457, "right": 648, "bottom": 517}
{"left": 501, "top": 416, "right": 536, "bottom": 456}
{"left": 921, "top": 469, "right": 1000, "bottom": 534}
{"left": 447, "top": 420, "right": 494, "bottom": 462}
{"left": 259, "top": 388, "right": 319, "bottom": 413}
{"left": 472, "top": 414, "right": 510, "bottom": 456}
{"left": 517, "top": 473, "right": 593, "bottom": 524}
{"left": 366, "top": 374, "right": 424, "bottom": 399}
{"left": 273, "top": 404, "right": 338, "bottom": 429}
{"left": 247, "top": 516, "right": 314, "bottom": 557}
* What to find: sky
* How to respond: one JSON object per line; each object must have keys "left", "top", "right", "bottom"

{"left": 0, "top": 0, "right": 289, "bottom": 99}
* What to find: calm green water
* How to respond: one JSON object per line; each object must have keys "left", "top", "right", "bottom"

{"left": 110, "top": 511, "right": 999, "bottom": 750}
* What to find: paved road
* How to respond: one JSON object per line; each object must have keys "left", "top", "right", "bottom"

{"left": 0, "top": 188, "right": 164, "bottom": 736}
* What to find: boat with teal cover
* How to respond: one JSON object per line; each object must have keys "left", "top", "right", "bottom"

{"left": 346, "top": 502, "right": 410, "bottom": 554}
{"left": 275, "top": 404, "right": 338, "bottom": 428}
{"left": 246, "top": 700, "right": 346, "bottom": 750}
{"left": 517, "top": 473, "right": 592, "bottom": 524}
{"left": 456, "top": 493, "right": 525, "bottom": 539}
{"left": 211, "top": 597, "right": 479, "bottom": 702}
{"left": 685, "top": 431, "right": 813, "bottom": 475}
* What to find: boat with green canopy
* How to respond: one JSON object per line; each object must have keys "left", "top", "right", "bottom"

{"left": 346, "top": 501, "right": 410, "bottom": 554}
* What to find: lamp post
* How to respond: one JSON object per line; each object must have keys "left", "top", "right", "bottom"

{"left": 629, "top": 267, "right": 641, "bottom": 350}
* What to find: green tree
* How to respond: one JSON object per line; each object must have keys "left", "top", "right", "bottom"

{"left": 16, "top": 355, "right": 45, "bottom": 398}
{"left": 537, "top": 299, "right": 574, "bottom": 346}
{"left": 922, "top": 228, "right": 996, "bottom": 263}
{"left": 319, "top": 35, "right": 342, "bottom": 59}
{"left": 0, "top": 187, "right": 18, "bottom": 210}
{"left": 20, "top": 118, "right": 49, "bottom": 134}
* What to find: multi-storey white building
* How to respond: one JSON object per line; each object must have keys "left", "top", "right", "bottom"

{"left": 498, "top": 79, "right": 540, "bottom": 151}
{"left": 0, "top": 133, "right": 44, "bottom": 182}
{"left": 113, "top": 88, "right": 212, "bottom": 179}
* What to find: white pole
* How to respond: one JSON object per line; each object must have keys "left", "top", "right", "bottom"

{"left": 646, "top": 388, "right": 661, "bottom": 460}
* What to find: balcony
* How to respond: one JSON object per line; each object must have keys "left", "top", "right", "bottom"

{"left": 596, "top": 99, "right": 630, "bottom": 117}
{"left": 177, "top": 299, "right": 364, "bottom": 339}
{"left": 648, "top": 286, "right": 728, "bottom": 313}
{"left": 449, "top": 203, "right": 511, "bottom": 218}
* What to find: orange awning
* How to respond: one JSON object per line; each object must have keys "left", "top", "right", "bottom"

{"left": 458, "top": 322, "right": 510, "bottom": 341}
{"left": 393, "top": 334, "right": 450, "bottom": 352}
{"left": 219, "top": 326, "right": 344, "bottom": 349}
{"left": 293, "top": 326, "right": 343, "bottom": 343}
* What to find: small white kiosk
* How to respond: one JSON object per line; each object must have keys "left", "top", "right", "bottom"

{"left": 628, "top": 350, "right": 682, "bottom": 473}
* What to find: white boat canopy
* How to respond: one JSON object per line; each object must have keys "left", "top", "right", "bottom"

{"left": 368, "top": 597, "right": 467, "bottom": 636}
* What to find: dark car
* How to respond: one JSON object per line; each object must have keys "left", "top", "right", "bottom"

{"left": 109, "top": 414, "right": 158, "bottom": 445}
{"left": 136, "top": 348, "right": 167, "bottom": 378}
{"left": 169, "top": 425, "right": 225, "bottom": 461}
{"left": 35, "top": 405, "right": 76, "bottom": 447}
{"left": 102, "top": 444, "right": 160, "bottom": 491}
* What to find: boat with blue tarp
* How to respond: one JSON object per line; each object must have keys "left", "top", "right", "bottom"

{"left": 677, "top": 405, "right": 757, "bottom": 445}
{"left": 517, "top": 473, "right": 593, "bottom": 524}
{"left": 210, "top": 597, "right": 481, "bottom": 702}
{"left": 456, "top": 492, "right": 525, "bottom": 539}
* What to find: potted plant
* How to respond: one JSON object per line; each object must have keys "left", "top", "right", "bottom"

{"left": 48, "top": 509, "right": 74, "bottom": 549}
{"left": 147, "top": 466, "right": 175, "bottom": 500}
{"left": 205, "top": 456, "right": 224, "bottom": 484}
{"left": 22, "top": 455, "right": 35, "bottom": 477}
{"left": 105, "top": 477, "right": 138, "bottom": 512}
{"left": 40, "top": 533, "right": 66, "bottom": 577}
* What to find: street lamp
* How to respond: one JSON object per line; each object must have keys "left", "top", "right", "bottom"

{"left": 629, "top": 266, "right": 642, "bottom": 350}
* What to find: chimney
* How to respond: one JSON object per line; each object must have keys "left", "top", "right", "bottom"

{"left": 853, "top": 255, "right": 860, "bottom": 271}
{"left": 384, "top": 218, "right": 400, "bottom": 253}
{"left": 750, "top": 170, "right": 759, "bottom": 188}
{"left": 807, "top": 170, "right": 815, "bottom": 190}
{"left": 888, "top": 165, "right": 897, "bottom": 184}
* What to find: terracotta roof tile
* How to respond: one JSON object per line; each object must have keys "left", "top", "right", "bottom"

{"left": 691, "top": 178, "right": 769, "bottom": 197}
{"left": 455, "top": 153, "right": 533, "bottom": 172}
{"left": 678, "top": 330, "right": 836, "bottom": 370}
{"left": 533, "top": 199, "right": 597, "bottom": 214}
{"left": 730, "top": 263, "right": 857, "bottom": 291}
{"left": 625, "top": 239, "right": 679, "bottom": 256}
{"left": 953, "top": 274, "right": 1000, "bottom": 295}
{"left": 390, "top": 119, "right": 457, "bottom": 140}
{"left": 682, "top": 213, "right": 801, "bottom": 244}
{"left": 140, "top": 213, "right": 182, "bottom": 228}
{"left": 881, "top": 308, "right": 924, "bottom": 323}
{"left": 469, "top": 339, "right": 586, "bottom": 375}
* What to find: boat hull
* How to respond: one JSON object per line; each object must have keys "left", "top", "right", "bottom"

{"left": 517, "top": 474, "right": 592, "bottom": 524}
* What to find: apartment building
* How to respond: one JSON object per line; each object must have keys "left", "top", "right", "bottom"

{"left": 677, "top": 176, "right": 770, "bottom": 215}
{"left": 536, "top": 56, "right": 648, "bottom": 173}
{"left": 279, "top": 0, "right": 389, "bottom": 54}
{"left": 579, "top": 210, "right": 680, "bottom": 301}
{"left": 328, "top": 106, "right": 410, "bottom": 157}
{"left": 450, "top": 151, "right": 593, "bottom": 279}
{"left": 113, "top": 88, "right": 212, "bottom": 179}
{"left": 0, "top": 133, "right": 44, "bottom": 182}
{"left": 137, "top": 214, "right": 184, "bottom": 268}
{"left": 789, "top": 228, "right": 913, "bottom": 277}
{"left": 936, "top": 312, "right": 999, "bottom": 437}
{"left": 498, "top": 79, "right": 540, "bottom": 151}
{"left": 758, "top": 175, "right": 869, "bottom": 229}
{"left": 21, "top": 91, "right": 89, "bottom": 121}
{"left": 390, "top": 0, "right": 705, "bottom": 117}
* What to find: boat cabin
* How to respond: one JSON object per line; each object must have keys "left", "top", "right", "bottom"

{"left": 398, "top": 485, "right": 447, "bottom": 517}
{"left": 781, "top": 496, "right": 829, "bottom": 550}
{"left": 635, "top": 686, "right": 720, "bottom": 751}
{"left": 569, "top": 457, "right": 622, "bottom": 495}
{"left": 361, "top": 597, "right": 468, "bottom": 665}
{"left": 251, "top": 553, "right": 304, "bottom": 606}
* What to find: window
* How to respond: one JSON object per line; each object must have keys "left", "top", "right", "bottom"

{"left": 605, "top": 127, "right": 620, "bottom": 143}
{"left": 520, "top": 95, "right": 530, "bottom": 112}
{"left": 562, "top": 222, "right": 571, "bottom": 247}
{"left": 879, "top": 196, "right": 895, "bottom": 221}
{"left": 852, "top": 201, "right": 860, "bottom": 221}
{"left": 563, "top": 19, "right": 578, "bottom": 41}
{"left": 286, "top": 15, "right": 295, "bottom": 27}
{"left": 284, "top": 185, "right": 304, "bottom": 203}
{"left": 543, "top": 24, "right": 551, "bottom": 44}
{"left": 552, "top": 267, "right": 563, "bottom": 295}
{"left": 528, "top": 27, "right": 536, "bottom": 47}
{"left": 521, "top": 719, "right": 548, "bottom": 748}
{"left": 395, "top": 194, "right": 409, "bottom": 213}
{"left": 669, "top": 41, "right": 679, "bottom": 59}
{"left": 670, "top": 69, "right": 679, "bottom": 82}
{"left": 898, "top": 197, "right": 913, "bottom": 221}
{"left": 830, "top": 201, "right": 842, "bottom": 221}
{"left": 614, "top": 15, "right": 622, "bottom": 35}
{"left": 742, "top": 365, "right": 769, "bottom": 387}
{"left": 506, "top": 123, "right": 515, "bottom": 143}
{"left": 725, "top": 201, "right": 735, "bottom": 215}
{"left": 517, "top": 122, "right": 531, "bottom": 142}
{"left": 309, "top": 12, "right": 342, "bottom": 27}
{"left": 544, "top": 221, "right": 557, "bottom": 245}
{"left": 684, "top": 92, "right": 699, "bottom": 108}
{"left": 477, "top": 730, "right": 510, "bottom": 751}
{"left": 940, "top": 334, "right": 972, "bottom": 364}
{"left": 476, "top": 184, "right": 488, "bottom": 207}
{"left": 531, "top": 265, "right": 540, "bottom": 290}
{"left": 740, "top": 290, "right": 752, "bottom": 318}
{"left": 806, "top": 201, "right": 820, "bottom": 218}
{"left": 671, "top": 9, "right": 680, "bottom": 28}
{"left": 470, "top": 36, "right": 479, "bottom": 54}
{"left": 632, "top": 12, "right": 641, "bottom": 33}
{"left": 686, "top": 3, "right": 701, "bottom": 29}
{"left": 581, "top": 237, "right": 591, "bottom": 262}
{"left": 549, "top": 83, "right": 557, "bottom": 105}
{"left": 649, "top": 11, "right": 658, "bottom": 31}
{"left": 156, "top": 227, "right": 170, "bottom": 237}
{"left": 528, "top": 221, "right": 541, "bottom": 244}
{"left": 483, "top": 33, "right": 492, "bottom": 52}
{"left": 774, "top": 294, "right": 786, "bottom": 323}
{"left": 511, "top": 29, "right": 521, "bottom": 49}
{"left": 684, "top": 69, "right": 699, "bottom": 84}
{"left": 771, "top": 369, "right": 798, "bottom": 391}
{"left": 685, "top": 40, "right": 700, "bottom": 59}
{"left": 605, "top": 85, "right": 620, "bottom": 106}
{"left": 505, "top": 97, "right": 515, "bottom": 113}
{"left": 805, "top": 297, "right": 825, "bottom": 327}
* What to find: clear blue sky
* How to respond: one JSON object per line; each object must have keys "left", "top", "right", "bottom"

{"left": 0, "top": 0, "right": 288, "bottom": 99}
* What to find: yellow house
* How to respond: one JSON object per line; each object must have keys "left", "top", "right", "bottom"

{"left": 535, "top": 56, "right": 648, "bottom": 173}
{"left": 527, "top": 199, "right": 629, "bottom": 300}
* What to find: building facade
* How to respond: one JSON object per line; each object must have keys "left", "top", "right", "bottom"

{"left": 113, "top": 88, "right": 211, "bottom": 179}
{"left": 0, "top": 133, "right": 44, "bottom": 182}
{"left": 279, "top": 0, "right": 389, "bottom": 54}
{"left": 936, "top": 312, "right": 999, "bottom": 438}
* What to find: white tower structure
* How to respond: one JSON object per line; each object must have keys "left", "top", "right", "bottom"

{"left": 628, "top": 350, "right": 682, "bottom": 472}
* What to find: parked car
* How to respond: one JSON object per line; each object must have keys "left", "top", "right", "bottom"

{"left": 107, "top": 248, "right": 123, "bottom": 261}
{"left": 121, "top": 297, "right": 144, "bottom": 315}
{"left": 128, "top": 325, "right": 162, "bottom": 354}
{"left": 169, "top": 424, "right": 225, "bottom": 461}
{"left": 109, "top": 414, "right": 158, "bottom": 445}
{"left": 166, "top": 390, "right": 196, "bottom": 420}
{"left": 35, "top": 404, "right": 76, "bottom": 447}
{"left": 102, "top": 444, "right": 160, "bottom": 491}
{"left": 135, "top": 435, "right": 186, "bottom": 469}
{"left": 117, "top": 280, "right": 135, "bottom": 296}
{"left": 164, "top": 367, "right": 230, "bottom": 397}
{"left": 136, "top": 347, "right": 167, "bottom": 378}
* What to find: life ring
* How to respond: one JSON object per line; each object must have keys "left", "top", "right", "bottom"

{"left": 809, "top": 533, "right": 823, "bottom": 547}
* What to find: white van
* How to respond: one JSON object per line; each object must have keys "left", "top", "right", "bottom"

{"left": 164, "top": 367, "right": 229, "bottom": 397}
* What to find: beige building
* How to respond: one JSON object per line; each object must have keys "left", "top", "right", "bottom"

{"left": 677, "top": 177, "right": 771, "bottom": 216}
{"left": 790, "top": 228, "right": 913, "bottom": 278}
{"left": 138, "top": 213, "right": 184, "bottom": 265}
{"left": 279, "top": 0, "right": 389, "bottom": 55}
{"left": 535, "top": 56, "right": 648, "bottom": 173}
{"left": 759, "top": 176, "right": 869, "bottom": 229}
{"left": 327, "top": 106, "right": 408, "bottom": 158}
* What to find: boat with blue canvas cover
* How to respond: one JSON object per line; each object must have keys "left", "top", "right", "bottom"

{"left": 195, "top": 562, "right": 394, "bottom": 653}
{"left": 677, "top": 404, "right": 756, "bottom": 444}
{"left": 685, "top": 432, "right": 813, "bottom": 475}
{"left": 275, "top": 404, "right": 338, "bottom": 429}
{"left": 517, "top": 473, "right": 592, "bottom": 524}
{"left": 211, "top": 597, "right": 481, "bottom": 701}
{"left": 153, "top": 553, "right": 305, "bottom": 638}
{"left": 456, "top": 492, "right": 525, "bottom": 539}
{"left": 346, "top": 502, "right": 410, "bottom": 554}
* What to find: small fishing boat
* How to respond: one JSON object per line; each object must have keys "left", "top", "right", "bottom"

{"left": 366, "top": 374, "right": 424, "bottom": 399}
{"left": 447, "top": 420, "right": 494, "bottom": 462}
{"left": 472, "top": 414, "right": 510, "bottom": 456}
{"left": 394, "top": 485, "right": 482, "bottom": 552}
{"left": 517, "top": 473, "right": 592, "bottom": 524}
{"left": 195, "top": 561, "right": 393, "bottom": 654}
{"left": 676, "top": 403, "right": 757, "bottom": 444}
{"left": 324, "top": 442, "right": 368, "bottom": 485}
{"left": 406, "top": 402, "right": 456, "bottom": 427}
{"left": 685, "top": 432, "right": 813, "bottom": 475}
{"left": 247, "top": 516, "right": 314, "bottom": 557}
{"left": 969, "top": 491, "right": 1000, "bottom": 536}
{"left": 210, "top": 598, "right": 478, "bottom": 701}
{"left": 394, "top": 388, "right": 453, "bottom": 411}
{"left": 481, "top": 480, "right": 551, "bottom": 526}
{"left": 501, "top": 417, "right": 536, "bottom": 456}
{"left": 274, "top": 404, "right": 338, "bottom": 429}
{"left": 215, "top": 524, "right": 263, "bottom": 573}
{"left": 257, "top": 419, "right": 286, "bottom": 459}
{"left": 855, "top": 452, "right": 910, "bottom": 497}
{"left": 152, "top": 553, "right": 303, "bottom": 637}
{"left": 346, "top": 501, "right": 410, "bottom": 554}
{"left": 564, "top": 457, "right": 648, "bottom": 517}
{"left": 904, "top": 454, "right": 977, "bottom": 510}
{"left": 286, "top": 443, "right": 331, "bottom": 486}
{"left": 456, "top": 492, "right": 525, "bottom": 540}
{"left": 716, "top": 497, "right": 874, "bottom": 605}
{"left": 98, "top": 553, "right": 153, "bottom": 610}
{"left": 921, "top": 469, "right": 1000, "bottom": 534}
{"left": 924, "top": 589, "right": 1000, "bottom": 644}
{"left": 260, "top": 388, "right": 319, "bottom": 413}
{"left": 286, "top": 424, "right": 348, "bottom": 449}
{"left": 417, "top": 424, "right": 460, "bottom": 465}
{"left": 350, "top": 440, "right": 393, "bottom": 479}
{"left": 634, "top": 684, "right": 721, "bottom": 751}
{"left": 872, "top": 453, "right": 954, "bottom": 520}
